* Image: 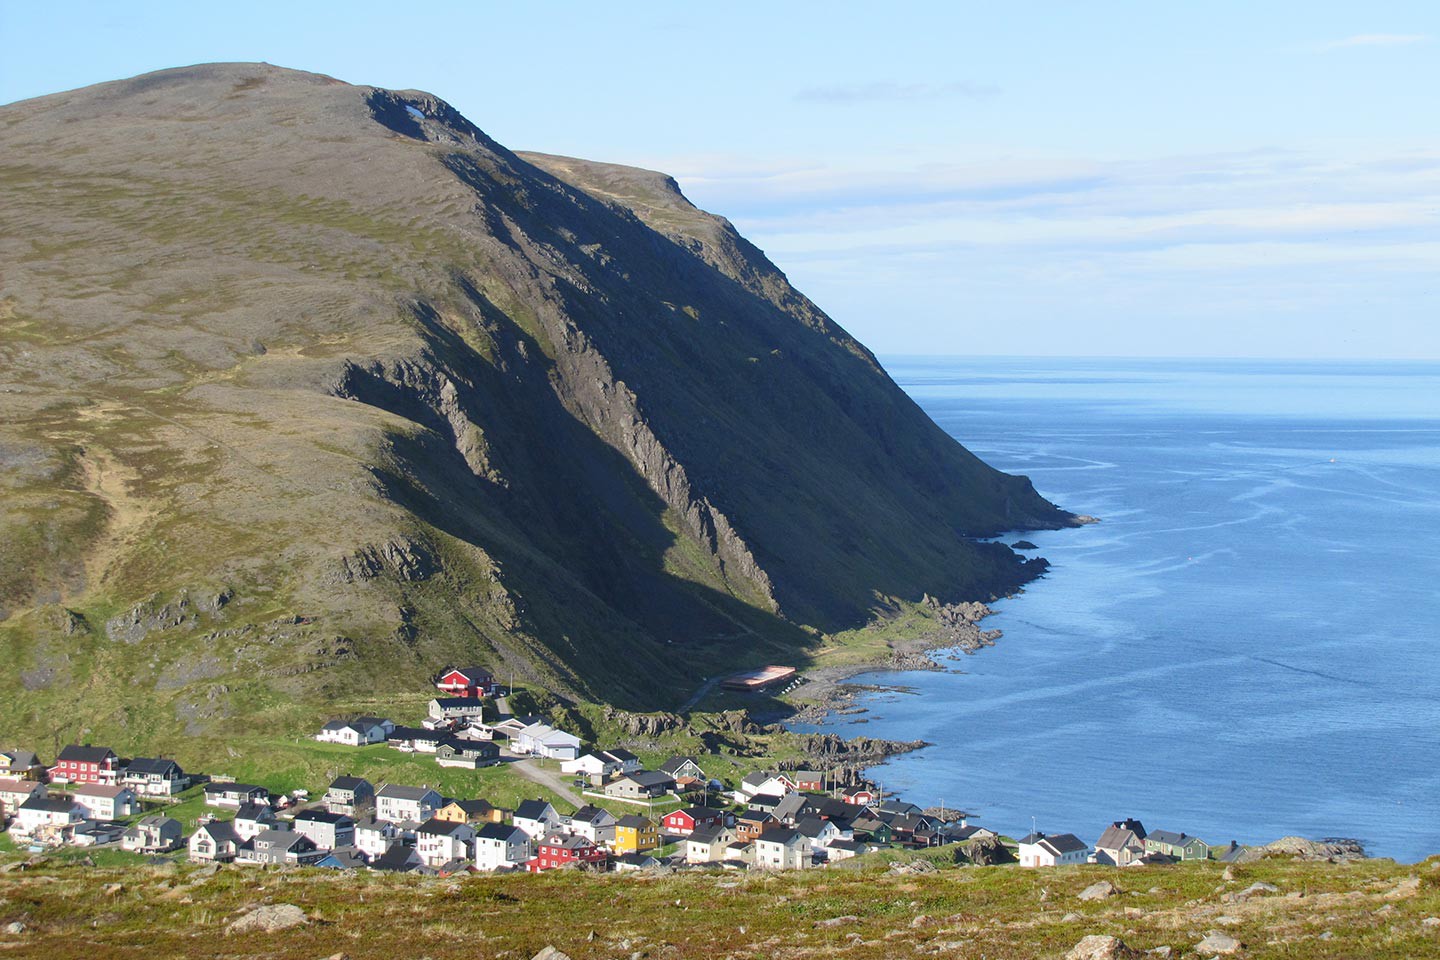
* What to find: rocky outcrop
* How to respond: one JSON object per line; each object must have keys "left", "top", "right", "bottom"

{"left": 1239, "top": 836, "right": 1367, "bottom": 862}
{"left": 331, "top": 536, "right": 439, "bottom": 584}
{"left": 104, "top": 589, "right": 232, "bottom": 644}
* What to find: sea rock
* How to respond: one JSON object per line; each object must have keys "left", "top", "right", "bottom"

{"left": 227, "top": 904, "right": 309, "bottom": 933}
{"left": 1196, "top": 931, "right": 1243, "bottom": 954}
{"left": 1079, "top": 880, "right": 1121, "bottom": 901}
{"left": 1239, "top": 836, "right": 1366, "bottom": 862}
{"left": 1012, "top": 540, "right": 1039, "bottom": 550}
{"left": 1065, "top": 934, "right": 1140, "bottom": 959}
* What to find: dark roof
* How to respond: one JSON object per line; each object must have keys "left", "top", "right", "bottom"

{"left": 659, "top": 756, "right": 701, "bottom": 775}
{"left": 541, "top": 833, "right": 598, "bottom": 851}
{"left": 432, "top": 697, "right": 483, "bottom": 709}
{"left": 56, "top": 745, "right": 116, "bottom": 764}
{"left": 602, "top": 748, "right": 639, "bottom": 763}
{"left": 445, "top": 798, "right": 495, "bottom": 815}
{"left": 195, "top": 820, "right": 240, "bottom": 842}
{"left": 476, "top": 822, "right": 527, "bottom": 842}
{"left": 794, "top": 817, "right": 830, "bottom": 838}
{"left": 680, "top": 806, "right": 722, "bottom": 820}
{"left": 759, "top": 827, "right": 802, "bottom": 844}
{"left": 370, "top": 845, "right": 424, "bottom": 872}
{"left": 688, "top": 823, "right": 729, "bottom": 843}
{"left": 387, "top": 726, "right": 442, "bottom": 743}
{"left": 748, "top": 793, "right": 784, "bottom": 808}
{"left": 21, "top": 796, "right": 78, "bottom": 813}
{"left": 615, "top": 814, "right": 654, "bottom": 829}
{"left": 235, "top": 803, "right": 275, "bottom": 821}
{"left": 570, "top": 805, "right": 614, "bottom": 824}
{"left": 1146, "top": 829, "right": 1203, "bottom": 846}
{"left": 418, "top": 817, "right": 471, "bottom": 837}
{"left": 2, "top": 750, "right": 40, "bottom": 767}
{"left": 204, "top": 782, "right": 266, "bottom": 795}
{"left": 620, "top": 771, "right": 675, "bottom": 788}
{"left": 125, "top": 757, "right": 181, "bottom": 776}
{"left": 329, "top": 775, "right": 372, "bottom": 792}
{"left": 1043, "top": 833, "right": 1090, "bottom": 854}
{"left": 514, "top": 799, "right": 555, "bottom": 820}
{"left": 441, "top": 665, "right": 494, "bottom": 681}
{"left": 614, "top": 852, "right": 661, "bottom": 867}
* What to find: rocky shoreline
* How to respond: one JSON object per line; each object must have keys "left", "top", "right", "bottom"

{"left": 786, "top": 595, "right": 1007, "bottom": 727}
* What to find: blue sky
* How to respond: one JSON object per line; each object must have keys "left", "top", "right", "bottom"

{"left": 2, "top": 1, "right": 1437, "bottom": 358}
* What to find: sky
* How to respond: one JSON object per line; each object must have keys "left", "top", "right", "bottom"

{"left": 2, "top": 1, "right": 1437, "bottom": 359}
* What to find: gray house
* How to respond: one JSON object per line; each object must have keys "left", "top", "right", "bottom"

{"left": 604, "top": 770, "right": 676, "bottom": 800}
{"left": 121, "top": 816, "right": 183, "bottom": 853}
{"left": 324, "top": 775, "right": 375, "bottom": 816}
{"left": 291, "top": 809, "right": 355, "bottom": 850}
{"left": 434, "top": 738, "right": 500, "bottom": 769}
{"left": 246, "top": 828, "right": 323, "bottom": 866}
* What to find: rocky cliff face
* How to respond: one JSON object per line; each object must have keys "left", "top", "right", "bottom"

{"left": 0, "top": 63, "right": 1071, "bottom": 740}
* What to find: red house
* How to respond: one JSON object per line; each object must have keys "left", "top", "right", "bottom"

{"left": 526, "top": 833, "right": 608, "bottom": 872}
{"left": 843, "top": 789, "right": 875, "bottom": 807}
{"left": 434, "top": 665, "right": 497, "bottom": 699}
{"left": 662, "top": 806, "right": 724, "bottom": 837}
{"left": 50, "top": 745, "right": 120, "bottom": 785}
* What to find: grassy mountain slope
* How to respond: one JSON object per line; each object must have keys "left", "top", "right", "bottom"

{"left": 0, "top": 62, "right": 1071, "bottom": 749}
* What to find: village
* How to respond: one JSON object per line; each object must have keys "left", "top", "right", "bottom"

{"left": 0, "top": 665, "right": 1245, "bottom": 876}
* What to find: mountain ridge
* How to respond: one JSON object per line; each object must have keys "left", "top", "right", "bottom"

{"left": 0, "top": 62, "right": 1073, "bottom": 746}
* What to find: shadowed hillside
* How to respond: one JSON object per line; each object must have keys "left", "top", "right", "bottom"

{"left": 0, "top": 63, "right": 1071, "bottom": 746}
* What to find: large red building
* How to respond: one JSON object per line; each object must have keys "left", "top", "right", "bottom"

{"left": 526, "top": 833, "right": 608, "bottom": 872}
{"left": 50, "top": 745, "right": 119, "bottom": 785}
{"left": 433, "top": 665, "right": 497, "bottom": 699}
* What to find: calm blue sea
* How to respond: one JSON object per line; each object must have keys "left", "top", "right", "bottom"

{"left": 802, "top": 357, "right": 1440, "bottom": 862}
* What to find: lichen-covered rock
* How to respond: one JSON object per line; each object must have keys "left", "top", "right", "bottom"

{"left": 227, "top": 903, "right": 308, "bottom": 933}
{"left": 1196, "top": 931, "right": 1243, "bottom": 954}
{"left": 1065, "top": 935, "right": 1140, "bottom": 959}
{"left": 1079, "top": 880, "right": 1120, "bottom": 901}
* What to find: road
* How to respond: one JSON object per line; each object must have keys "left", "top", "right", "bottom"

{"left": 679, "top": 675, "right": 721, "bottom": 713}
{"left": 509, "top": 757, "right": 584, "bottom": 807}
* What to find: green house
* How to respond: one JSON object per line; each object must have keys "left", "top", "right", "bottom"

{"left": 1144, "top": 829, "right": 1210, "bottom": 860}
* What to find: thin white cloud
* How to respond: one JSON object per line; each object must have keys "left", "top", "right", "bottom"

{"left": 1321, "top": 33, "right": 1430, "bottom": 50}
{"left": 795, "top": 80, "right": 999, "bottom": 104}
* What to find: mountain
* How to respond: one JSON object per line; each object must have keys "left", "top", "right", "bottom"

{"left": 0, "top": 63, "right": 1072, "bottom": 741}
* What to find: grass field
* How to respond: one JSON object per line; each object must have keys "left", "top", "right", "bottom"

{"left": 0, "top": 847, "right": 1436, "bottom": 959}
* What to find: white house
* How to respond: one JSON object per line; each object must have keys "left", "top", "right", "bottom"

{"left": 354, "top": 816, "right": 402, "bottom": 859}
{"left": 560, "top": 753, "right": 620, "bottom": 779}
{"left": 1093, "top": 819, "right": 1147, "bottom": 866}
{"left": 416, "top": 818, "right": 476, "bottom": 867}
{"left": 71, "top": 784, "right": 140, "bottom": 821}
{"left": 795, "top": 816, "right": 851, "bottom": 858}
{"left": 513, "top": 799, "right": 561, "bottom": 839}
{"left": 474, "top": 823, "right": 533, "bottom": 871}
{"left": 374, "top": 784, "right": 443, "bottom": 824}
{"left": 203, "top": 782, "right": 269, "bottom": 809}
{"left": 12, "top": 796, "right": 84, "bottom": 841}
{"left": 0, "top": 778, "right": 45, "bottom": 817}
{"left": 120, "top": 758, "right": 189, "bottom": 797}
{"left": 428, "top": 698, "right": 485, "bottom": 723}
{"left": 233, "top": 803, "right": 279, "bottom": 841}
{"left": 512, "top": 723, "right": 582, "bottom": 761}
{"left": 316, "top": 716, "right": 395, "bottom": 746}
{"left": 737, "top": 771, "right": 796, "bottom": 800}
{"left": 564, "top": 805, "right": 617, "bottom": 846}
{"left": 684, "top": 823, "right": 735, "bottom": 864}
{"left": 189, "top": 820, "right": 241, "bottom": 862}
{"left": 754, "top": 828, "right": 812, "bottom": 870}
{"left": 1017, "top": 832, "right": 1091, "bottom": 867}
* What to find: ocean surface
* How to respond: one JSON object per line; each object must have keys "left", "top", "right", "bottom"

{"left": 799, "top": 357, "right": 1440, "bottom": 862}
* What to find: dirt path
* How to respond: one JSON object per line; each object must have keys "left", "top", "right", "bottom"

{"left": 510, "top": 757, "right": 583, "bottom": 807}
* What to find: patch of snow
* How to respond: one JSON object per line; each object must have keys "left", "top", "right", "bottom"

{"left": 404, "top": 104, "right": 425, "bottom": 121}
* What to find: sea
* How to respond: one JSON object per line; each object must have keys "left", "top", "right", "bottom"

{"left": 798, "top": 356, "right": 1440, "bottom": 862}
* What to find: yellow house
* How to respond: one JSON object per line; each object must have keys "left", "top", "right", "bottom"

{"left": 613, "top": 814, "right": 659, "bottom": 853}
{"left": 434, "top": 798, "right": 505, "bottom": 825}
